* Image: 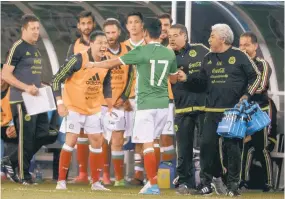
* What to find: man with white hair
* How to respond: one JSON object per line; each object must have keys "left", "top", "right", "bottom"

{"left": 177, "top": 24, "right": 261, "bottom": 196}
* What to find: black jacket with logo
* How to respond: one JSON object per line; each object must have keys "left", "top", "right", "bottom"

{"left": 250, "top": 56, "right": 272, "bottom": 107}
{"left": 172, "top": 43, "right": 209, "bottom": 114}
{"left": 186, "top": 47, "right": 261, "bottom": 112}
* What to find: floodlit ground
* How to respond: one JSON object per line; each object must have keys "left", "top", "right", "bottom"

{"left": 1, "top": 181, "right": 284, "bottom": 199}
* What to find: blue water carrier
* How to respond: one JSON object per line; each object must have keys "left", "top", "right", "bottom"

{"left": 245, "top": 101, "right": 271, "bottom": 136}
{"left": 157, "top": 161, "right": 176, "bottom": 189}
{"left": 217, "top": 104, "right": 247, "bottom": 139}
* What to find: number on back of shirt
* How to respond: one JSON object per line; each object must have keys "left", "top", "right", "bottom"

{"left": 149, "top": 60, "right": 169, "bottom": 86}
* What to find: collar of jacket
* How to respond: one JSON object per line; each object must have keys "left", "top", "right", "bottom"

{"left": 87, "top": 48, "right": 107, "bottom": 62}
{"left": 174, "top": 43, "right": 190, "bottom": 56}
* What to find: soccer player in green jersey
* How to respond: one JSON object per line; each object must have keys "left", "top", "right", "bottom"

{"left": 86, "top": 18, "right": 178, "bottom": 195}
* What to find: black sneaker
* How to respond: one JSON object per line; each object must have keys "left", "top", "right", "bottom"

{"left": 195, "top": 183, "right": 204, "bottom": 190}
{"left": 173, "top": 176, "right": 180, "bottom": 188}
{"left": 191, "top": 186, "right": 213, "bottom": 196}
{"left": 227, "top": 190, "right": 241, "bottom": 197}
{"left": 176, "top": 184, "right": 190, "bottom": 195}
{"left": 263, "top": 184, "right": 274, "bottom": 192}
{"left": 22, "top": 178, "right": 38, "bottom": 185}
{"left": 1, "top": 156, "right": 20, "bottom": 183}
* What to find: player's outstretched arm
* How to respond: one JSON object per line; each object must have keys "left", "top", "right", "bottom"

{"left": 85, "top": 58, "right": 121, "bottom": 69}
{"left": 169, "top": 73, "right": 178, "bottom": 84}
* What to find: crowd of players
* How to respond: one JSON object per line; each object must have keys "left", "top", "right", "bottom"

{"left": 1, "top": 10, "right": 278, "bottom": 197}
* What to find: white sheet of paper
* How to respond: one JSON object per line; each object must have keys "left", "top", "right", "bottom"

{"left": 22, "top": 86, "right": 56, "bottom": 116}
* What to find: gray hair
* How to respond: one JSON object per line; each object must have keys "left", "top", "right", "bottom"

{"left": 211, "top": 24, "right": 234, "bottom": 45}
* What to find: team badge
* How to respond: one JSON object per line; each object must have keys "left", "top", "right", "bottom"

{"left": 189, "top": 50, "right": 197, "bottom": 57}
{"left": 174, "top": 125, "right": 178, "bottom": 132}
{"left": 69, "top": 124, "right": 74, "bottom": 129}
{"left": 228, "top": 56, "right": 236, "bottom": 64}
{"left": 24, "top": 114, "right": 31, "bottom": 121}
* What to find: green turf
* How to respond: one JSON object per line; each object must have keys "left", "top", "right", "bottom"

{"left": 1, "top": 182, "right": 284, "bottom": 199}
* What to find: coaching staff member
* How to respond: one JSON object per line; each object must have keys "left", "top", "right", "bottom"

{"left": 239, "top": 31, "right": 277, "bottom": 192}
{"left": 168, "top": 24, "right": 209, "bottom": 194}
{"left": 2, "top": 14, "right": 50, "bottom": 185}
{"left": 178, "top": 24, "right": 261, "bottom": 196}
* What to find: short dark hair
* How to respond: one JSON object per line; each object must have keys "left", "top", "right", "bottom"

{"left": 21, "top": 14, "right": 39, "bottom": 28}
{"left": 89, "top": 31, "right": 106, "bottom": 42}
{"left": 158, "top": 13, "right": 173, "bottom": 24}
{"left": 170, "top": 24, "right": 189, "bottom": 42}
{"left": 126, "top": 12, "right": 143, "bottom": 23}
{"left": 77, "top": 11, "right": 95, "bottom": 23}
{"left": 143, "top": 18, "right": 161, "bottom": 39}
{"left": 103, "top": 18, "right": 121, "bottom": 30}
{"left": 240, "top": 31, "right": 258, "bottom": 44}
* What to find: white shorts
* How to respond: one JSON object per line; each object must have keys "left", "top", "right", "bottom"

{"left": 101, "top": 106, "right": 126, "bottom": 131}
{"left": 59, "top": 110, "right": 102, "bottom": 134}
{"left": 125, "top": 99, "right": 136, "bottom": 138}
{"left": 161, "top": 103, "right": 175, "bottom": 136}
{"left": 132, "top": 108, "right": 168, "bottom": 143}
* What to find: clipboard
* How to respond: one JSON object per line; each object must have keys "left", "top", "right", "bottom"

{"left": 22, "top": 86, "right": 56, "bottom": 116}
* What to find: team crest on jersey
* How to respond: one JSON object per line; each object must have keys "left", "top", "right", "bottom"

{"left": 189, "top": 50, "right": 197, "bottom": 57}
{"left": 174, "top": 125, "right": 178, "bottom": 132}
{"left": 228, "top": 56, "right": 236, "bottom": 64}
{"left": 24, "top": 114, "right": 31, "bottom": 121}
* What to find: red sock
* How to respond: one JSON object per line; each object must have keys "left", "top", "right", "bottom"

{"left": 77, "top": 138, "right": 89, "bottom": 175}
{"left": 143, "top": 148, "right": 157, "bottom": 185}
{"left": 58, "top": 144, "right": 73, "bottom": 181}
{"left": 89, "top": 146, "right": 103, "bottom": 183}
{"left": 112, "top": 151, "right": 124, "bottom": 181}
{"left": 102, "top": 140, "right": 110, "bottom": 175}
{"left": 154, "top": 144, "right": 161, "bottom": 171}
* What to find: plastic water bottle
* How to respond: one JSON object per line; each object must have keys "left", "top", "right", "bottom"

{"left": 35, "top": 164, "right": 43, "bottom": 183}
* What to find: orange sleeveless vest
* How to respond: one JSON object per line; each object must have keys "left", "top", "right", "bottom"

{"left": 74, "top": 38, "right": 90, "bottom": 54}
{"left": 63, "top": 51, "right": 109, "bottom": 115}
{"left": 104, "top": 43, "right": 130, "bottom": 105}
{"left": 123, "top": 39, "right": 146, "bottom": 98}
{"left": 1, "top": 89, "right": 12, "bottom": 126}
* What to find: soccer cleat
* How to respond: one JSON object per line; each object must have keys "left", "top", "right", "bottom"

{"left": 139, "top": 184, "right": 160, "bottom": 195}
{"left": 114, "top": 179, "right": 125, "bottom": 187}
{"left": 227, "top": 190, "right": 241, "bottom": 197}
{"left": 211, "top": 177, "right": 227, "bottom": 195}
{"left": 176, "top": 184, "right": 190, "bottom": 195}
{"left": 1, "top": 156, "right": 20, "bottom": 183}
{"left": 56, "top": 180, "right": 67, "bottom": 190}
{"left": 22, "top": 178, "right": 38, "bottom": 186}
{"left": 91, "top": 181, "right": 111, "bottom": 191}
{"left": 139, "top": 181, "right": 151, "bottom": 194}
{"left": 102, "top": 173, "right": 112, "bottom": 185}
{"left": 129, "top": 178, "right": 144, "bottom": 186}
{"left": 69, "top": 174, "right": 89, "bottom": 184}
{"left": 191, "top": 186, "right": 213, "bottom": 196}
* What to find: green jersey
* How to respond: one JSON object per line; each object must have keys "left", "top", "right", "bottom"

{"left": 120, "top": 42, "right": 177, "bottom": 110}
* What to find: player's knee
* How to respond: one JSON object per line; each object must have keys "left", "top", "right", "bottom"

{"left": 88, "top": 134, "right": 103, "bottom": 148}
{"left": 112, "top": 137, "right": 124, "bottom": 146}
{"left": 161, "top": 135, "right": 173, "bottom": 146}
{"left": 65, "top": 132, "right": 79, "bottom": 147}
